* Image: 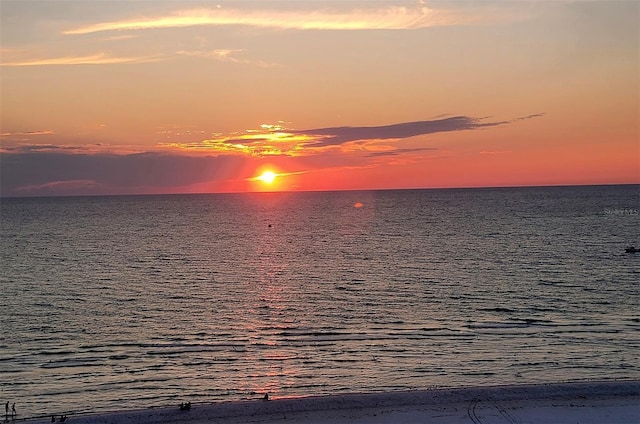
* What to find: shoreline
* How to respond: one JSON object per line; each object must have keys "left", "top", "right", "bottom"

{"left": 21, "top": 380, "right": 640, "bottom": 424}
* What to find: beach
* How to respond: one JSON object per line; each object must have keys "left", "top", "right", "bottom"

{"left": 21, "top": 381, "right": 639, "bottom": 424}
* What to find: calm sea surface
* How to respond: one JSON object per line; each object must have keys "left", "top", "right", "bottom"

{"left": 1, "top": 185, "right": 639, "bottom": 418}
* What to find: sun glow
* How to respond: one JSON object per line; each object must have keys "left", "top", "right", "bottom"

{"left": 257, "top": 170, "right": 277, "bottom": 184}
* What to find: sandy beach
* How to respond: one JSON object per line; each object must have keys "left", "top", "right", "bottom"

{"left": 21, "top": 381, "right": 639, "bottom": 424}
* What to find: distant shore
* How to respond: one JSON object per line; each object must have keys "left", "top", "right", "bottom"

{"left": 21, "top": 381, "right": 639, "bottom": 424}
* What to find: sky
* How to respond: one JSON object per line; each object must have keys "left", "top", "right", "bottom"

{"left": 1, "top": 0, "right": 638, "bottom": 196}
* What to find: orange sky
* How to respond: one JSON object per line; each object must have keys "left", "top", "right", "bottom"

{"left": 1, "top": 1, "right": 638, "bottom": 196}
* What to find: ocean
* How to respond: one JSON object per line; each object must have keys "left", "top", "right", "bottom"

{"left": 1, "top": 185, "right": 638, "bottom": 419}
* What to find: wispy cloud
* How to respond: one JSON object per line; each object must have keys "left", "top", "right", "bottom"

{"left": 64, "top": 6, "right": 467, "bottom": 35}
{"left": 0, "top": 143, "right": 85, "bottom": 154}
{"left": 367, "top": 147, "right": 437, "bottom": 157}
{"left": 479, "top": 150, "right": 511, "bottom": 155}
{"left": 102, "top": 34, "right": 138, "bottom": 42}
{"left": 1, "top": 130, "right": 56, "bottom": 143}
{"left": 176, "top": 49, "right": 276, "bottom": 67}
{"left": 514, "top": 113, "right": 545, "bottom": 121}
{"left": 1, "top": 130, "right": 55, "bottom": 137}
{"left": 1, "top": 53, "right": 161, "bottom": 66}
{"left": 165, "top": 115, "right": 540, "bottom": 157}
{"left": 2, "top": 48, "right": 276, "bottom": 68}
{"left": 178, "top": 48, "right": 243, "bottom": 59}
{"left": 14, "top": 179, "right": 104, "bottom": 195}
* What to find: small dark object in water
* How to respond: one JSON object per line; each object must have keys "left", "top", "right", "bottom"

{"left": 625, "top": 246, "right": 639, "bottom": 253}
{"left": 263, "top": 394, "right": 269, "bottom": 401}
{"left": 179, "top": 402, "right": 191, "bottom": 411}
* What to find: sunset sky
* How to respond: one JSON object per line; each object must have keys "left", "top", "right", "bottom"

{"left": 1, "top": 0, "right": 638, "bottom": 196}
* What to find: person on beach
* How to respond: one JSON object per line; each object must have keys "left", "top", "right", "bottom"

{"left": 11, "top": 403, "right": 15, "bottom": 418}
{"left": 5, "top": 401, "right": 8, "bottom": 420}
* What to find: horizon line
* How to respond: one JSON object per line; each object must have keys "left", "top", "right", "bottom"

{"left": 1, "top": 182, "right": 637, "bottom": 200}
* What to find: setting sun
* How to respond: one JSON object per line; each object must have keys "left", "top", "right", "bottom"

{"left": 257, "top": 170, "right": 277, "bottom": 184}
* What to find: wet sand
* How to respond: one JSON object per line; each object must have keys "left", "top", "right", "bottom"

{"left": 23, "top": 381, "right": 639, "bottom": 424}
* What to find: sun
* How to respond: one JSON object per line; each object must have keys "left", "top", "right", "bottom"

{"left": 246, "top": 168, "right": 284, "bottom": 190}
{"left": 257, "top": 170, "right": 277, "bottom": 184}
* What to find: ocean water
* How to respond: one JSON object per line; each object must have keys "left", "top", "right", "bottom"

{"left": 0, "top": 185, "right": 638, "bottom": 419}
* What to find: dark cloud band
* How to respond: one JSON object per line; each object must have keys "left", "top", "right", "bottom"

{"left": 0, "top": 152, "right": 246, "bottom": 196}
{"left": 293, "top": 116, "right": 511, "bottom": 146}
